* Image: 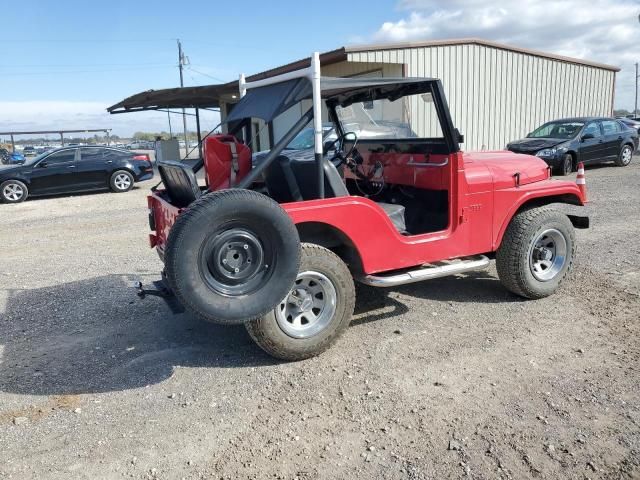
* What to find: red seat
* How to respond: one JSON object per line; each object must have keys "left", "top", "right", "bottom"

{"left": 203, "top": 135, "right": 252, "bottom": 190}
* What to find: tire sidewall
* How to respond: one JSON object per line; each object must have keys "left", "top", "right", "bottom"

{"left": 1, "top": 180, "right": 28, "bottom": 203}
{"left": 110, "top": 170, "right": 134, "bottom": 192}
{"left": 515, "top": 212, "right": 575, "bottom": 297}
{"left": 246, "top": 244, "right": 355, "bottom": 360}
{"left": 561, "top": 154, "right": 573, "bottom": 176}
{"left": 618, "top": 145, "right": 632, "bottom": 166}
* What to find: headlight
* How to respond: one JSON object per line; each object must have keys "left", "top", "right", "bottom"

{"left": 536, "top": 148, "right": 557, "bottom": 158}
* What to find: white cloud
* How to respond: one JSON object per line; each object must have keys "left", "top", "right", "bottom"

{"left": 0, "top": 101, "right": 221, "bottom": 139}
{"left": 370, "top": 0, "right": 640, "bottom": 110}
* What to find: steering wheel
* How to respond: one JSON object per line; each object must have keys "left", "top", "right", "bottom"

{"left": 327, "top": 132, "right": 358, "bottom": 167}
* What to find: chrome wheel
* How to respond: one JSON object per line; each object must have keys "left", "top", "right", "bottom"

{"left": 275, "top": 271, "right": 337, "bottom": 339}
{"left": 529, "top": 228, "right": 567, "bottom": 281}
{"left": 621, "top": 146, "right": 632, "bottom": 165}
{"left": 3, "top": 183, "right": 24, "bottom": 201}
{"left": 114, "top": 173, "right": 132, "bottom": 190}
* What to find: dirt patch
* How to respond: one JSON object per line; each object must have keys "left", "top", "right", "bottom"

{"left": 0, "top": 162, "right": 639, "bottom": 479}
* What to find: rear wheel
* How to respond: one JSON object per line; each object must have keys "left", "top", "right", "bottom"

{"left": 615, "top": 144, "right": 633, "bottom": 167}
{"left": 496, "top": 206, "right": 575, "bottom": 299}
{"left": 1, "top": 180, "right": 28, "bottom": 203}
{"left": 246, "top": 243, "right": 355, "bottom": 361}
{"left": 165, "top": 189, "right": 300, "bottom": 324}
{"left": 110, "top": 170, "right": 134, "bottom": 192}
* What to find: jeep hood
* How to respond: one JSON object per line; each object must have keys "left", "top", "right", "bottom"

{"left": 507, "top": 137, "right": 565, "bottom": 153}
{"left": 464, "top": 151, "right": 550, "bottom": 188}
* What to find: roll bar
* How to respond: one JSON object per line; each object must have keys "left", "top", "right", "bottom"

{"left": 238, "top": 52, "right": 324, "bottom": 198}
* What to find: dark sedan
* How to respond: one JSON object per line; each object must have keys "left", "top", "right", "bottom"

{"left": 0, "top": 146, "right": 154, "bottom": 203}
{"left": 507, "top": 117, "right": 639, "bottom": 176}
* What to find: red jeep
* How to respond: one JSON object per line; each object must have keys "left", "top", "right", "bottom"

{"left": 145, "top": 53, "right": 588, "bottom": 360}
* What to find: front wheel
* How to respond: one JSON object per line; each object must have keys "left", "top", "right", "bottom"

{"left": 556, "top": 153, "right": 573, "bottom": 176}
{"left": 496, "top": 206, "right": 575, "bottom": 299}
{"left": 246, "top": 243, "right": 355, "bottom": 361}
{"left": 615, "top": 144, "right": 633, "bottom": 167}
{"left": 1, "top": 180, "right": 28, "bottom": 203}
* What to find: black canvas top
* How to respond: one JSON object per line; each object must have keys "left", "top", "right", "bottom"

{"left": 107, "top": 75, "right": 437, "bottom": 120}
{"left": 225, "top": 76, "right": 437, "bottom": 123}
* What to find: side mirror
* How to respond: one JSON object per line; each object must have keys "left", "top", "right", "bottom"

{"left": 38, "top": 160, "right": 48, "bottom": 168}
{"left": 455, "top": 128, "right": 464, "bottom": 144}
{"left": 323, "top": 141, "right": 335, "bottom": 154}
{"left": 581, "top": 133, "right": 594, "bottom": 141}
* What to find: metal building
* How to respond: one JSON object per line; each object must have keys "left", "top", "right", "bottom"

{"left": 219, "top": 39, "right": 618, "bottom": 151}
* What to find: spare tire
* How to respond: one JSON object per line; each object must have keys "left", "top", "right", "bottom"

{"left": 164, "top": 189, "right": 301, "bottom": 324}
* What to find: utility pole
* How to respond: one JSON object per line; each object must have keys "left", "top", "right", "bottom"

{"left": 635, "top": 63, "right": 638, "bottom": 116}
{"left": 177, "top": 39, "right": 189, "bottom": 158}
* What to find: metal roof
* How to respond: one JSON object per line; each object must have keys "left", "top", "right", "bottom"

{"left": 244, "top": 39, "right": 619, "bottom": 81}
{"left": 107, "top": 38, "right": 618, "bottom": 115}
{"left": 107, "top": 84, "right": 236, "bottom": 114}
{"left": 344, "top": 38, "right": 620, "bottom": 72}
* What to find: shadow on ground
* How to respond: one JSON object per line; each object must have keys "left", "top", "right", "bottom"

{"left": 0, "top": 275, "right": 279, "bottom": 397}
{"left": 0, "top": 270, "right": 517, "bottom": 397}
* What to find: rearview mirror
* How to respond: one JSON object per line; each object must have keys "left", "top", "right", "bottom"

{"left": 581, "top": 133, "right": 594, "bottom": 141}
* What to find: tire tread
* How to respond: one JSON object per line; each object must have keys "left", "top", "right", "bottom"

{"left": 245, "top": 243, "right": 355, "bottom": 361}
{"left": 496, "top": 206, "right": 576, "bottom": 299}
{"left": 164, "top": 189, "right": 300, "bottom": 324}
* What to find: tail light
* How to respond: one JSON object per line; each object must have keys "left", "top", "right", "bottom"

{"left": 133, "top": 154, "right": 150, "bottom": 162}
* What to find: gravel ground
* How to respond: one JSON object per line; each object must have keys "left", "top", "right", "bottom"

{"left": 0, "top": 159, "right": 638, "bottom": 479}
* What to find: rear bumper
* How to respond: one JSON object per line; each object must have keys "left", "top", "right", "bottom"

{"left": 147, "top": 191, "right": 181, "bottom": 257}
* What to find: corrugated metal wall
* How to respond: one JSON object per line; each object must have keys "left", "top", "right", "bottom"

{"left": 348, "top": 45, "right": 616, "bottom": 151}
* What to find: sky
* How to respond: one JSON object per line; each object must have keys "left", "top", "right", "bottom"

{"left": 0, "top": 0, "right": 638, "bottom": 138}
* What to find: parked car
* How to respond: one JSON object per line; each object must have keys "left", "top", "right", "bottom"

{"left": 22, "top": 146, "right": 37, "bottom": 157}
{"left": 618, "top": 117, "right": 640, "bottom": 133}
{"left": 0, "top": 146, "right": 154, "bottom": 203}
{"left": 0, "top": 149, "right": 26, "bottom": 165}
{"left": 507, "top": 117, "right": 639, "bottom": 175}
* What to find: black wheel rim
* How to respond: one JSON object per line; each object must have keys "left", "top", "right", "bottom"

{"left": 199, "top": 226, "right": 273, "bottom": 296}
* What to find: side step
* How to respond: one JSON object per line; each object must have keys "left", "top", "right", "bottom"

{"left": 357, "top": 255, "right": 490, "bottom": 287}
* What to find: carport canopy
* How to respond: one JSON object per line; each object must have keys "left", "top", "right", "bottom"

{"left": 107, "top": 83, "right": 237, "bottom": 114}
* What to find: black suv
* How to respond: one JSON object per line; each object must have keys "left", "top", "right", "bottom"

{"left": 0, "top": 146, "right": 154, "bottom": 203}
{"left": 507, "top": 117, "right": 639, "bottom": 175}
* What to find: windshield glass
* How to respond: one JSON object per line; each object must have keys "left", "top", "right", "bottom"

{"left": 335, "top": 93, "right": 434, "bottom": 140}
{"left": 528, "top": 121, "right": 584, "bottom": 139}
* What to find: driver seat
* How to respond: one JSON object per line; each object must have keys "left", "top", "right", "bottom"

{"left": 265, "top": 155, "right": 407, "bottom": 233}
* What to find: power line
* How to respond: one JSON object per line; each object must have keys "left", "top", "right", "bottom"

{"left": 2, "top": 62, "right": 173, "bottom": 68}
{"left": 0, "top": 65, "right": 174, "bottom": 76}
{"left": 0, "top": 38, "right": 173, "bottom": 43}
{"left": 187, "top": 66, "right": 228, "bottom": 83}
